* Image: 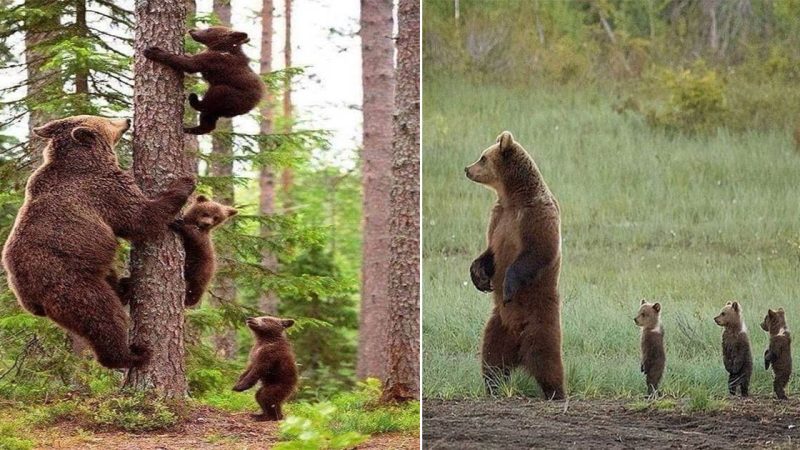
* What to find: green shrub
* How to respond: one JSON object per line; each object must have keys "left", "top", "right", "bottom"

{"left": 275, "top": 403, "right": 368, "bottom": 450}
{"left": 91, "top": 392, "right": 178, "bottom": 432}
{"left": 0, "top": 422, "right": 34, "bottom": 450}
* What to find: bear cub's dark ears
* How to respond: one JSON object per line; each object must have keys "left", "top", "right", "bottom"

{"left": 496, "top": 131, "right": 515, "bottom": 150}
{"left": 281, "top": 319, "right": 295, "bottom": 329}
{"left": 652, "top": 302, "right": 661, "bottom": 313}
{"left": 195, "top": 195, "right": 209, "bottom": 203}
{"left": 70, "top": 127, "right": 97, "bottom": 145}
{"left": 231, "top": 31, "right": 249, "bottom": 44}
{"left": 33, "top": 118, "right": 69, "bottom": 138}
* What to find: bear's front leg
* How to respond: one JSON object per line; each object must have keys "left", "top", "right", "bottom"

{"left": 143, "top": 47, "right": 202, "bottom": 73}
{"left": 470, "top": 249, "right": 494, "bottom": 292}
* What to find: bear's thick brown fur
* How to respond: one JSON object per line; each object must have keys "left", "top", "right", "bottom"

{"left": 169, "top": 195, "right": 238, "bottom": 306}
{"left": 761, "top": 308, "right": 792, "bottom": 400}
{"left": 143, "top": 26, "right": 265, "bottom": 135}
{"left": 465, "top": 131, "right": 565, "bottom": 400}
{"left": 635, "top": 300, "right": 665, "bottom": 395}
{"left": 1, "top": 115, "right": 195, "bottom": 369}
{"left": 233, "top": 316, "right": 298, "bottom": 421}
{"left": 714, "top": 301, "right": 753, "bottom": 397}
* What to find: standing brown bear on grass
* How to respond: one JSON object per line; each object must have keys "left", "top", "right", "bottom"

{"left": 466, "top": 131, "right": 565, "bottom": 400}
{"left": 144, "top": 26, "right": 265, "bottom": 135}
{"left": 1, "top": 116, "right": 195, "bottom": 369}
{"left": 233, "top": 316, "right": 299, "bottom": 421}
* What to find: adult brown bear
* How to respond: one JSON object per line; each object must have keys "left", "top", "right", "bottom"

{"left": 1, "top": 115, "right": 195, "bottom": 369}
{"left": 465, "top": 131, "right": 565, "bottom": 400}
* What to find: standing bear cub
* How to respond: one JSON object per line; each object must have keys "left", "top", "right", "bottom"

{"left": 169, "top": 195, "right": 238, "bottom": 306}
{"left": 466, "top": 131, "right": 565, "bottom": 400}
{"left": 714, "top": 301, "right": 753, "bottom": 397}
{"left": 144, "top": 26, "right": 265, "bottom": 134}
{"left": 1, "top": 116, "right": 195, "bottom": 369}
{"left": 761, "top": 308, "right": 792, "bottom": 400}
{"left": 634, "top": 300, "right": 666, "bottom": 396}
{"left": 233, "top": 316, "right": 299, "bottom": 421}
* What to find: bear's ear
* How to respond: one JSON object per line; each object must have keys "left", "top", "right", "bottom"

{"left": 652, "top": 302, "right": 661, "bottom": 313}
{"left": 70, "top": 126, "right": 97, "bottom": 146}
{"left": 33, "top": 118, "right": 68, "bottom": 138}
{"left": 778, "top": 307, "right": 785, "bottom": 313}
{"left": 281, "top": 319, "right": 295, "bottom": 329}
{"left": 731, "top": 301, "right": 740, "bottom": 312}
{"left": 230, "top": 31, "right": 249, "bottom": 44}
{"left": 768, "top": 309, "right": 776, "bottom": 317}
{"left": 225, "top": 207, "right": 238, "bottom": 217}
{"left": 496, "top": 131, "right": 515, "bottom": 150}
{"left": 640, "top": 299, "right": 646, "bottom": 305}
{"left": 726, "top": 301, "right": 732, "bottom": 306}
{"left": 195, "top": 195, "right": 209, "bottom": 203}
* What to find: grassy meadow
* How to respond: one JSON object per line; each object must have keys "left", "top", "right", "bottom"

{"left": 422, "top": 75, "right": 800, "bottom": 400}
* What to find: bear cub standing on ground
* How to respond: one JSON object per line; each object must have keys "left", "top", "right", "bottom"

{"left": 169, "top": 195, "right": 238, "bottom": 306}
{"left": 761, "top": 308, "right": 792, "bottom": 400}
{"left": 233, "top": 316, "right": 298, "bottom": 421}
{"left": 144, "top": 26, "right": 265, "bottom": 134}
{"left": 1, "top": 116, "right": 195, "bottom": 369}
{"left": 465, "top": 131, "right": 565, "bottom": 400}
{"left": 634, "top": 300, "right": 665, "bottom": 396}
{"left": 714, "top": 301, "right": 753, "bottom": 397}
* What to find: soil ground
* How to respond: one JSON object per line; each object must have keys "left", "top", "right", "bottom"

{"left": 423, "top": 397, "right": 800, "bottom": 449}
{"left": 28, "top": 406, "right": 419, "bottom": 449}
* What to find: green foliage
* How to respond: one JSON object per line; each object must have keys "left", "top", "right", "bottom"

{"left": 0, "top": 421, "right": 34, "bottom": 450}
{"left": 645, "top": 63, "right": 727, "bottom": 134}
{"left": 91, "top": 392, "right": 178, "bottom": 432}
{"left": 275, "top": 404, "right": 368, "bottom": 450}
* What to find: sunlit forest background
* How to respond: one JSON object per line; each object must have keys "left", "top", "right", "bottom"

{"left": 423, "top": 0, "right": 800, "bottom": 401}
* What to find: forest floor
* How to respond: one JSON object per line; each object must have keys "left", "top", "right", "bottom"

{"left": 423, "top": 397, "right": 800, "bottom": 449}
{"left": 25, "top": 406, "right": 418, "bottom": 449}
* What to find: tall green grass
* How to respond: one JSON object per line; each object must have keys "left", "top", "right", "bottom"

{"left": 422, "top": 75, "right": 800, "bottom": 399}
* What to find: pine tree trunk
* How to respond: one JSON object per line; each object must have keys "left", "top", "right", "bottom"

{"left": 184, "top": 0, "right": 199, "bottom": 174}
{"left": 258, "top": 0, "right": 279, "bottom": 315}
{"left": 280, "top": 0, "right": 293, "bottom": 210}
{"left": 209, "top": 0, "right": 237, "bottom": 359}
{"left": 24, "top": 0, "right": 59, "bottom": 164}
{"left": 124, "top": 0, "right": 189, "bottom": 397}
{"left": 381, "top": 0, "right": 420, "bottom": 402}
{"left": 357, "top": 0, "right": 395, "bottom": 381}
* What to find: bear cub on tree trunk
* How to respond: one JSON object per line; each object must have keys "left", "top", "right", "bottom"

{"left": 714, "top": 301, "right": 753, "bottom": 397}
{"left": 169, "top": 195, "right": 238, "bottom": 307}
{"left": 1, "top": 115, "right": 195, "bottom": 369}
{"left": 143, "top": 26, "right": 265, "bottom": 135}
{"left": 634, "top": 300, "right": 665, "bottom": 396}
{"left": 761, "top": 308, "right": 792, "bottom": 400}
{"left": 233, "top": 316, "right": 299, "bottom": 421}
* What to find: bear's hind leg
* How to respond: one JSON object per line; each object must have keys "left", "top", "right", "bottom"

{"left": 481, "top": 313, "right": 519, "bottom": 396}
{"left": 184, "top": 112, "right": 219, "bottom": 135}
{"left": 46, "top": 279, "right": 149, "bottom": 369}
{"left": 255, "top": 383, "right": 293, "bottom": 420}
{"left": 520, "top": 324, "right": 566, "bottom": 400}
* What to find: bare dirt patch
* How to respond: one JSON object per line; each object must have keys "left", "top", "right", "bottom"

{"left": 423, "top": 397, "right": 800, "bottom": 449}
{"left": 27, "top": 406, "right": 418, "bottom": 449}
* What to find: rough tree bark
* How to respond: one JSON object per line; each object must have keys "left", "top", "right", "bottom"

{"left": 381, "top": 0, "right": 420, "bottom": 402}
{"left": 184, "top": 0, "right": 199, "bottom": 174}
{"left": 74, "top": 0, "right": 88, "bottom": 96}
{"left": 258, "top": 0, "right": 279, "bottom": 315}
{"left": 124, "top": 0, "right": 189, "bottom": 397}
{"left": 209, "top": 0, "right": 237, "bottom": 358}
{"left": 357, "top": 0, "right": 395, "bottom": 381}
{"left": 24, "top": 0, "right": 59, "bottom": 163}
{"left": 280, "top": 0, "right": 293, "bottom": 210}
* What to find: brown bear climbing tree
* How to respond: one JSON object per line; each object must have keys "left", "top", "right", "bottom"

{"left": 123, "top": 0, "right": 192, "bottom": 397}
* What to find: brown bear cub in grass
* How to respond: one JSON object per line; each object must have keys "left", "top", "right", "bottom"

{"left": 233, "top": 316, "right": 298, "bottom": 421}
{"left": 761, "top": 308, "right": 792, "bottom": 400}
{"left": 144, "top": 26, "right": 265, "bottom": 135}
{"left": 466, "top": 131, "right": 565, "bottom": 400}
{"left": 634, "top": 300, "right": 665, "bottom": 396}
{"left": 1, "top": 116, "right": 195, "bottom": 369}
{"left": 169, "top": 195, "right": 238, "bottom": 306}
{"left": 714, "top": 301, "right": 753, "bottom": 397}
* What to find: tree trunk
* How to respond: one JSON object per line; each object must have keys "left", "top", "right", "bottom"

{"left": 124, "top": 0, "right": 189, "bottom": 397}
{"left": 210, "top": 0, "right": 237, "bottom": 359}
{"left": 381, "top": 0, "right": 420, "bottom": 403}
{"left": 280, "top": 0, "right": 293, "bottom": 210}
{"left": 74, "top": 0, "right": 89, "bottom": 96}
{"left": 357, "top": 0, "right": 395, "bottom": 381}
{"left": 184, "top": 0, "right": 199, "bottom": 174}
{"left": 24, "top": 0, "right": 59, "bottom": 164}
{"left": 258, "top": 0, "right": 279, "bottom": 315}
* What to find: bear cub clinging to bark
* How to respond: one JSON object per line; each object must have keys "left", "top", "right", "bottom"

{"left": 144, "top": 26, "right": 265, "bottom": 134}
{"left": 761, "top": 308, "right": 792, "bottom": 400}
{"left": 1, "top": 115, "right": 195, "bottom": 369}
{"left": 233, "top": 316, "right": 298, "bottom": 421}
{"left": 714, "top": 301, "right": 753, "bottom": 397}
{"left": 170, "top": 195, "right": 238, "bottom": 306}
{"left": 634, "top": 300, "right": 665, "bottom": 396}
{"left": 466, "top": 131, "right": 565, "bottom": 400}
